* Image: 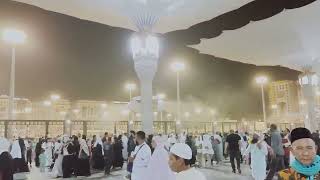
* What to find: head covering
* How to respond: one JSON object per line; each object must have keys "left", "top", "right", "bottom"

{"left": 0, "top": 138, "right": 10, "bottom": 155}
{"left": 170, "top": 143, "right": 192, "bottom": 160}
{"left": 94, "top": 136, "right": 103, "bottom": 147}
{"left": 153, "top": 136, "right": 165, "bottom": 149}
{"left": 10, "top": 140, "right": 22, "bottom": 159}
{"left": 147, "top": 136, "right": 175, "bottom": 180}
{"left": 79, "top": 139, "right": 89, "bottom": 156}
{"left": 62, "top": 135, "right": 70, "bottom": 143}
{"left": 94, "top": 136, "right": 104, "bottom": 155}
{"left": 289, "top": 127, "right": 312, "bottom": 144}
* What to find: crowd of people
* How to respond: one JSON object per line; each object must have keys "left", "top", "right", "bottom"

{"left": 0, "top": 124, "right": 320, "bottom": 180}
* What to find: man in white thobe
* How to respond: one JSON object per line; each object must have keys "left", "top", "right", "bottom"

{"left": 122, "top": 134, "right": 129, "bottom": 160}
{"left": 244, "top": 133, "right": 268, "bottom": 180}
{"left": 169, "top": 143, "right": 207, "bottom": 180}
{"left": 129, "top": 131, "right": 151, "bottom": 180}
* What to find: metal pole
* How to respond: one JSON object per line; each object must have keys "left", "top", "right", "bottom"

{"left": 128, "top": 89, "right": 132, "bottom": 133}
{"left": 177, "top": 71, "right": 181, "bottom": 127}
{"left": 261, "top": 84, "right": 267, "bottom": 122}
{"left": 8, "top": 47, "right": 15, "bottom": 120}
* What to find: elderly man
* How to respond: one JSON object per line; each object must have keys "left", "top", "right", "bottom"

{"left": 278, "top": 127, "right": 320, "bottom": 180}
{"left": 169, "top": 143, "right": 206, "bottom": 180}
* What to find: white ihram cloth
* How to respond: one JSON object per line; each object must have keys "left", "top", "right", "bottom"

{"left": 0, "top": 138, "right": 10, "bottom": 155}
{"left": 79, "top": 139, "right": 89, "bottom": 156}
{"left": 11, "top": 140, "right": 22, "bottom": 159}
{"left": 43, "top": 142, "right": 53, "bottom": 166}
{"left": 94, "top": 137, "right": 104, "bottom": 155}
{"left": 245, "top": 141, "right": 268, "bottom": 180}
{"left": 51, "top": 142, "right": 63, "bottom": 177}
{"left": 147, "top": 136, "right": 175, "bottom": 180}
{"left": 202, "top": 134, "right": 214, "bottom": 155}
{"left": 131, "top": 142, "right": 151, "bottom": 180}
{"left": 121, "top": 135, "right": 129, "bottom": 159}
{"left": 176, "top": 167, "right": 207, "bottom": 180}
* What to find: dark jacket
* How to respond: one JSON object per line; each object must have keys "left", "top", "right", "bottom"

{"left": 127, "top": 136, "right": 136, "bottom": 156}
{"left": 270, "top": 130, "right": 284, "bottom": 156}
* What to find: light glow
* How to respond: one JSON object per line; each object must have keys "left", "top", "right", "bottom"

{"left": 50, "top": 94, "right": 61, "bottom": 101}
{"left": 171, "top": 62, "right": 185, "bottom": 72}
{"left": 125, "top": 83, "right": 136, "bottom": 91}
{"left": 255, "top": 76, "right": 268, "bottom": 85}
{"left": 43, "top": 101, "right": 52, "bottom": 107}
{"left": 3, "top": 29, "right": 26, "bottom": 44}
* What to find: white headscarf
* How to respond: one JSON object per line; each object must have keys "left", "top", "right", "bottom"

{"left": 147, "top": 136, "right": 175, "bottom": 180}
{"left": 10, "top": 140, "right": 22, "bottom": 159}
{"left": 94, "top": 137, "right": 103, "bottom": 147}
{"left": 79, "top": 139, "right": 89, "bottom": 156}
{"left": 94, "top": 136, "right": 104, "bottom": 155}
{"left": 0, "top": 138, "right": 10, "bottom": 155}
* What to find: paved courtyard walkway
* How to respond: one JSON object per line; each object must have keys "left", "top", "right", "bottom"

{"left": 17, "top": 162, "right": 254, "bottom": 180}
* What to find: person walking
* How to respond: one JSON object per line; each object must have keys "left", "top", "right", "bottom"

{"left": 244, "top": 133, "right": 268, "bottom": 180}
{"left": 185, "top": 135, "right": 197, "bottom": 166}
{"left": 112, "top": 136, "right": 124, "bottom": 169}
{"left": 103, "top": 137, "right": 113, "bottom": 175}
{"left": 212, "top": 132, "right": 223, "bottom": 165}
{"left": 266, "top": 124, "right": 285, "bottom": 180}
{"left": 11, "top": 138, "right": 29, "bottom": 173}
{"left": 169, "top": 143, "right": 206, "bottom": 180}
{"left": 26, "top": 140, "right": 32, "bottom": 168}
{"left": 76, "top": 138, "right": 90, "bottom": 177}
{"left": 0, "top": 137, "right": 14, "bottom": 180}
{"left": 225, "top": 129, "right": 242, "bottom": 174}
{"left": 129, "top": 131, "right": 151, "bottom": 180}
{"left": 35, "top": 138, "right": 43, "bottom": 167}
{"left": 147, "top": 136, "right": 175, "bottom": 180}
{"left": 126, "top": 131, "right": 136, "bottom": 179}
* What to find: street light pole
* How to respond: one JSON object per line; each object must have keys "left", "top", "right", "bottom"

{"left": 125, "top": 83, "right": 136, "bottom": 132}
{"left": 256, "top": 76, "right": 268, "bottom": 122}
{"left": 8, "top": 47, "right": 15, "bottom": 120}
{"left": 177, "top": 71, "right": 181, "bottom": 126}
{"left": 260, "top": 83, "right": 266, "bottom": 122}
{"left": 3, "top": 29, "right": 26, "bottom": 121}
{"left": 129, "top": 88, "right": 132, "bottom": 130}
{"left": 171, "top": 62, "right": 185, "bottom": 128}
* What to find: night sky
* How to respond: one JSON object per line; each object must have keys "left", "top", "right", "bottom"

{"left": 0, "top": 1, "right": 300, "bottom": 118}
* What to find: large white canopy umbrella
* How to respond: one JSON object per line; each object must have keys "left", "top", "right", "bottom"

{"left": 190, "top": 0, "right": 320, "bottom": 72}
{"left": 11, "top": 0, "right": 319, "bottom": 132}
{"left": 13, "top": 0, "right": 318, "bottom": 69}
{"left": 13, "top": 0, "right": 253, "bottom": 33}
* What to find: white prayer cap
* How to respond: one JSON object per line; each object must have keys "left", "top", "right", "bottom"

{"left": 0, "top": 138, "right": 10, "bottom": 155}
{"left": 170, "top": 143, "right": 192, "bottom": 160}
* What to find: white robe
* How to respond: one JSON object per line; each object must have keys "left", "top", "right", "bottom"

{"left": 0, "top": 138, "right": 10, "bottom": 155}
{"left": 131, "top": 142, "right": 151, "bottom": 180}
{"left": 122, "top": 135, "right": 129, "bottom": 160}
{"left": 245, "top": 142, "right": 268, "bottom": 180}
{"left": 11, "top": 140, "right": 22, "bottom": 159}
{"left": 168, "top": 135, "right": 177, "bottom": 148}
{"left": 176, "top": 168, "right": 207, "bottom": 180}
{"left": 51, "top": 142, "right": 63, "bottom": 177}
{"left": 42, "top": 142, "right": 53, "bottom": 166}
{"left": 146, "top": 137, "right": 175, "bottom": 180}
{"left": 178, "top": 134, "right": 186, "bottom": 143}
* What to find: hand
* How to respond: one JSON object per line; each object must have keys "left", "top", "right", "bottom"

{"left": 128, "top": 156, "right": 134, "bottom": 163}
